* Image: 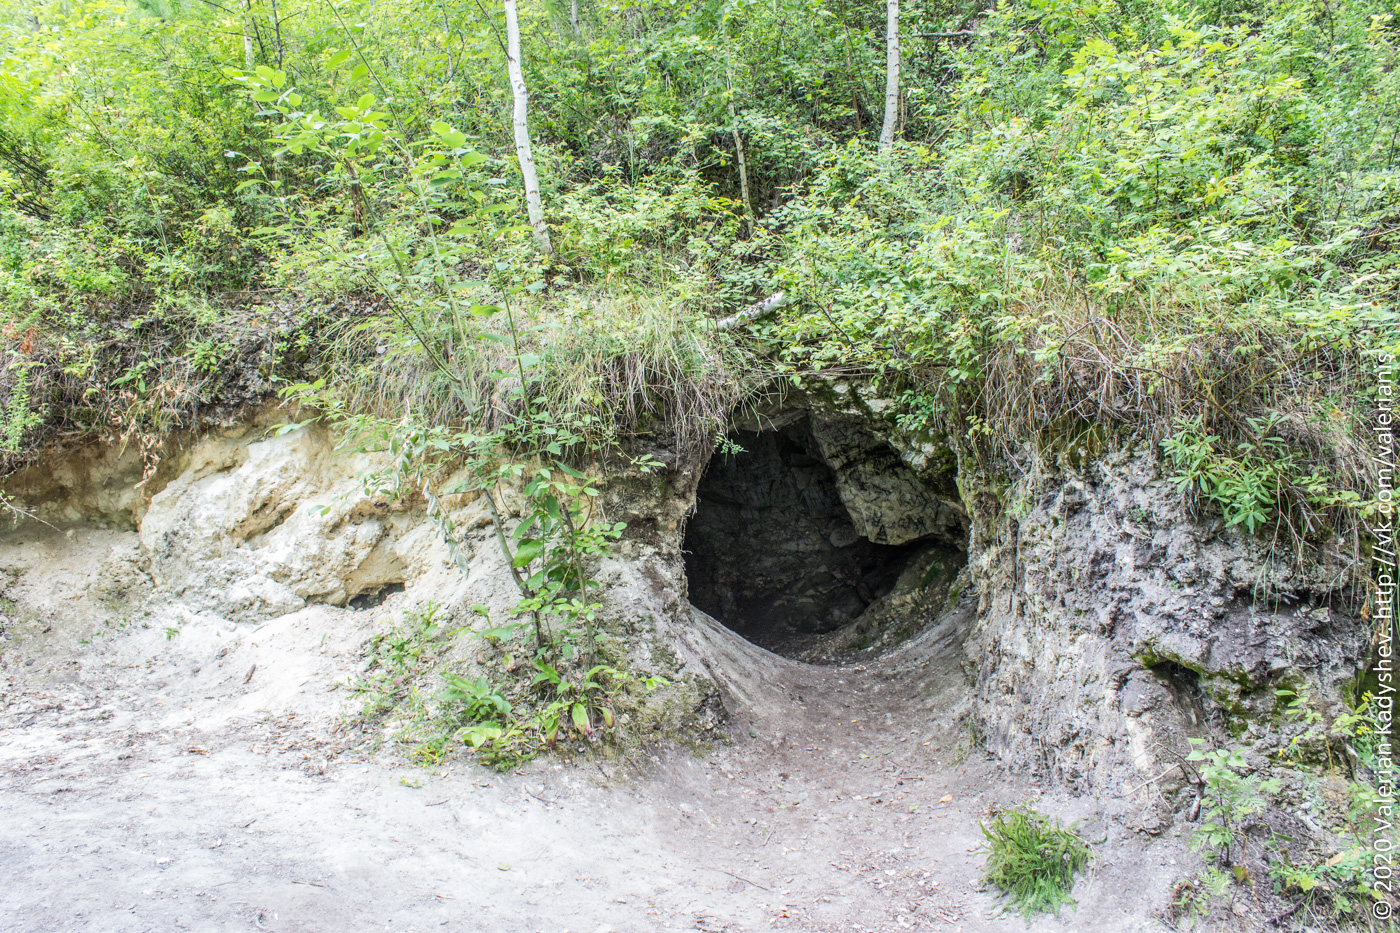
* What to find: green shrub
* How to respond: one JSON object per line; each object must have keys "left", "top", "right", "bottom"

{"left": 981, "top": 806, "right": 1091, "bottom": 918}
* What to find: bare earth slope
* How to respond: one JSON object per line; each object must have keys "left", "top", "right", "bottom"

{"left": 0, "top": 522, "right": 1187, "bottom": 933}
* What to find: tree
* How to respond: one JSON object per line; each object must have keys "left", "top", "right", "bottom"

{"left": 504, "top": 0, "right": 553, "bottom": 256}
{"left": 725, "top": 55, "right": 754, "bottom": 235}
{"left": 878, "top": 0, "right": 899, "bottom": 150}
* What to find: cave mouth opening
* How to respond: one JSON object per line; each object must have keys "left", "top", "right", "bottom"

{"left": 683, "top": 415, "right": 967, "bottom": 659}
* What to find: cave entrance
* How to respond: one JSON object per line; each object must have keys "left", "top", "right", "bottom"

{"left": 683, "top": 416, "right": 967, "bottom": 658}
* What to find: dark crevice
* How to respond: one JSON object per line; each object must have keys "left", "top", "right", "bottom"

{"left": 1149, "top": 661, "right": 1211, "bottom": 728}
{"left": 348, "top": 581, "right": 405, "bottom": 611}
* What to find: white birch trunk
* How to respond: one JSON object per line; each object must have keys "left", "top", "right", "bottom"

{"left": 570, "top": 0, "right": 579, "bottom": 38}
{"left": 504, "top": 0, "right": 553, "bottom": 256}
{"left": 878, "top": 0, "right": 900, "bottom": 150}
{"left": 243, "top": 0, "right": 257, "bottom": 69}
{"left": 725, "top": 64, "right": 754, "bottom": 235}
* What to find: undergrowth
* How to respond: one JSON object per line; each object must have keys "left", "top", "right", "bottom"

{"left": 348, "top": 604, "right": 665, "bottom": 770}
{"left": 1168, "top": 687, "right": 1395, "bottom": 930}
{"left": 2, "top": 1, "right": 1394, "bottom": 571}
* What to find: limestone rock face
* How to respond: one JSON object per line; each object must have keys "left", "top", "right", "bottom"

{"left": 2, "top": 388, "right": 1371, "bottom": 801}
{"left": 731, "top": 377, "right": 1369, "bottom": 804}
{"left": 2, "top": 414, "right": 721, "bottom": 745}
{"left": 808, "top": 416, "right": 964, "bottom": 547}
{"left": 137, "top": 424, "right": 417, "bottom": 621}
{"left": 957, "top": 446, "right": 1369, "bottom": 805}
{"left": 733, "top": 378, "right": 967, "bottom": 550}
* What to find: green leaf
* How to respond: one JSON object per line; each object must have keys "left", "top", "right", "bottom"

{"left": 327, "top": 49, "right": 353, "bottom": 70}
{"left": 511, "top": 539, "right": 543, "bottom": 567}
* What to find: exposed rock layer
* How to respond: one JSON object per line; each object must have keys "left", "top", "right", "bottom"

{"left": 2, "top": 385, "right": 1373, "bottom": 807}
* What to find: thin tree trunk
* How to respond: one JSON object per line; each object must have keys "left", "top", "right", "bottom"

{"left": 268, "top": 0, "right": 284, "bottom": 67}
{"left": 839, "top": 0, "right": 861, "bottom": 131}
{"left": 570, "top": 0, "right": 579, "bottom": 38}
{"left": 441, "top": 0, "right": 456, "bottom": 80}
{"left": 726, "top": 64, "right": 754, "bottom": 235}
{"left": 243, "top": 24, "right": 255, "bottom": 69}
{"left": 879, "top": 0, "right": 900, "bottom": 150}
{"left": 245, "top": 0, "right": 267, "bottom": 66}
{"left": 504, "top": 0, "right": 553, "bottom": 256}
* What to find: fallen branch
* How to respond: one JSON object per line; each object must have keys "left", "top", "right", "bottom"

{"left": 716, "top": 291, "right": 789, "bottom": 331}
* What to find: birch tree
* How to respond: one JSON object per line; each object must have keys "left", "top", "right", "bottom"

{"left": 725, "top": 60, "right": 755, "bottom": 236}
{"left": 504, "top": 0, "right": 554, "bottom": 256}
{"left": 878, "top": 0, "right": 899, "bottom": 150}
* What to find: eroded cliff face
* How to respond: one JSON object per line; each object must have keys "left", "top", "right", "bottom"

{"left": 711, "top": 379, "right": 1372, "bottom": 807}
{"left": 0, "top": 411, "right": 720, "bottom": 744}
{"left": 957, "top": 448, "right": 1369, "bottom": 807}
{"left": 0, "top": 390, "right": 1372, "bottom": 805}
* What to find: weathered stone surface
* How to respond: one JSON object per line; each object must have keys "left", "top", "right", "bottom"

{"left": 808, "top": 416, "right": 965, "bottom": 547}
{"left": 137, "top": 423, "right": 413, "bottom": 620}
{"left": 2, "top": 414, "right": 724, "bottom": 746}
{"left": 956, "top": 446, "right": 1369, "bottom": 801}
{"left": 731, "top": 379, "right": 1369, "bottom": 804}
{"left": 3, "top": 387, "right": 1373, "bottom": 807}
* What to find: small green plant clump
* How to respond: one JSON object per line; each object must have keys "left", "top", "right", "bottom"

{"left": 349, "top": 604, "right": 456, "bottom": 726}
{"left": 980, "top": 806, "right": 1091, "bottom": 918}
{"left": 1186, "top": 739, "right": 1282, "bottom": 866}
{"left": 348, "top": 602, "right": 667, "bottom": 771}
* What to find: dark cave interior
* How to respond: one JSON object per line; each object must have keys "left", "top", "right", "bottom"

{"left": 683, "top": 420, "right": 948, "bottom": 655}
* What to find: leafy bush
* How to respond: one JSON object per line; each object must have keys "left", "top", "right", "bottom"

{"left": 981, "top": 806, "right": 1090, "bottom": 918}
{"left": 1186, "top": 740, "right": 1282, "bottom": 865}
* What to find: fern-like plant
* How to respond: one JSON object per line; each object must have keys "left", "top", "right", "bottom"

{"left": 981, "top": 807, "right": 1090, "bottom": 918}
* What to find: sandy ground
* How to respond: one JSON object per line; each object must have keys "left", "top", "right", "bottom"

{"left": 0, "top": 525, "right": 1188, "bottom": 933}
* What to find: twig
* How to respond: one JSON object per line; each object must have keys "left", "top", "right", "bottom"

{"left": 709, "top": 867, "right": 771, "bottom": 892}
{"left": 1122, "top": 762, "right": 1188, "bottom": 796}
{"left": 0, "top": 492, "right": 56, "bottom": 530}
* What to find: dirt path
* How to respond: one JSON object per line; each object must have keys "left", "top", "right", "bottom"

{"left": 0, "top": 533, "right": 1182, "bottom": 933}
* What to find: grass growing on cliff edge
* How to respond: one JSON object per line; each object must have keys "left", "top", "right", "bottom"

{"left": 981, "top": 807, "right": 1091, "bottom": 918}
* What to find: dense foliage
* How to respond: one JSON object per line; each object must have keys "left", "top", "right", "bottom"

{"left": 0, "top": 0, "right": 1394, "bottom": 548}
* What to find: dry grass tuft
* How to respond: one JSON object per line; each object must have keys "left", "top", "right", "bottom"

{"left": 323, "top": 289, "right": 765, "bottom": 466}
